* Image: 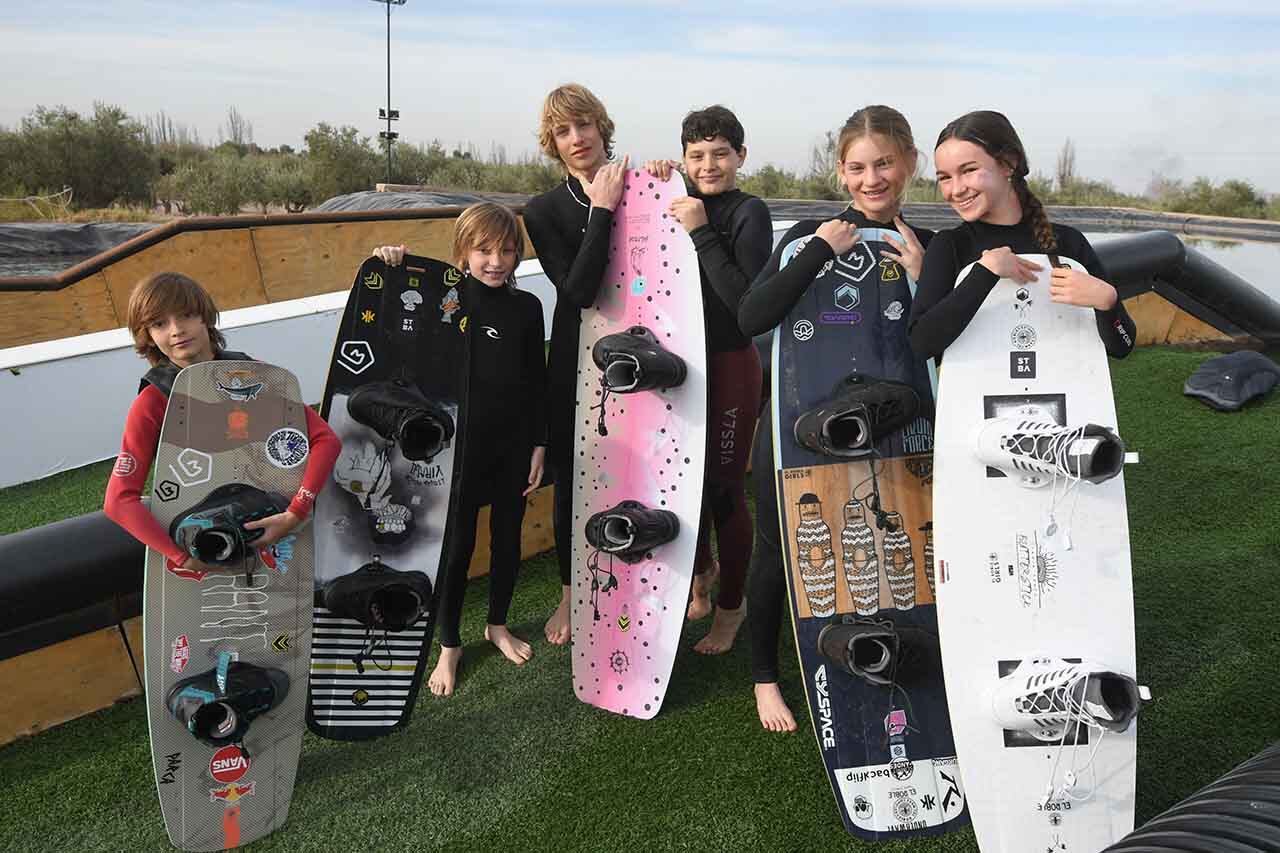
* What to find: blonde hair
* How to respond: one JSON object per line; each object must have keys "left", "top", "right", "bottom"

{"left": 126, "top": 272, "right": 225, "bottom": 366}
{"left": 452, "top": 203, "right": 525, "bottom": 288}
{"left": 537, "top": 83, "right": 616, "bottom": 167}
{"left": 834, "top": 105, "right": 921, "bottom": 202}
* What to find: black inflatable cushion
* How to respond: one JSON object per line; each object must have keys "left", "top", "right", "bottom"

{"left": 1183, "top": 351, "right": 1280, "bottom": 411}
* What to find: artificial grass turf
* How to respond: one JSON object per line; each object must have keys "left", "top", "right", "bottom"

{"left": 0, "top": 346, "right": 1277, "bottom": 851}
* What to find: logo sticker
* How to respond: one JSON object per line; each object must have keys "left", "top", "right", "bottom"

{"left": 401, "top": 317, "right": 415, "bottom": 332}
{"left": 610, "top": 650, "right": 629, "bottom": 674}
{"left": 352, "top": 689, "right": 370, "bottom": 706}
{"left": 209, "top": 746, "right": 250, "bottom": 783}
{"left": 439, "top": 286, "right": 461, "bottom": 323}
{"left": 833, "top": 283, "right": 861, "bottom": 311}
{"left": 793, "top": 319, "right": 815, "bottom": 341}
{"left": 169, "top": 448, "right": 213, "bottom": 487}
{"left": 361, "top": 309, "right": 376, "bottom": 324}
{"left": 879, "top": 258, "right": 902, "bottom": 281}
{"left": 853, "top": 796, "right": 873, "bottom": 820}
{"left": 890, "top": 758, "right": 914, "bottom": 781}
{"left": 1014, "top": 286, "right": 1033, "bottom": 316}
{"left": 209, "top": 782, "right": 255, "bottom": 804}
{"left": 215, "top": 371, "right": 264, "bottom": 401}
{"left": 1010, "top": 351, "right": 1037, "bottom": 379}
{"left": 271, "top": 633, "right": 291, "bottom": 652}
{"left": 443, "top": 267, "right": 462, "bottom": 286}
{"left": 617, "top": 614, "right": 631, "bottom": 632}
{"left": 407, "top": 276, "right": 420, "bottom": 288}
{"left": 890, "top": 743, "right": 907, "bottom": 760}
{"left": 112, "top": 453, "right": 137, "bottom": 477}
{"left": 818, "top": 311, "right": 861, "bottom": 325}
{"left": 892, "top": 794, "right": 919, "bottom": 823}
{"left": 1011, "top": 323, "right": 1038, "bottom": 349}
{"left": 337, "top": 340, "right": 375, "bottom": 374}
{"left": 156, "top": 479, "right": 181, "bottom": 502}
{"left": 885, "top": 709, "right": 908, "bottom": 737}
{"left": 400, "top": 290, "right": 423, "bottom": 312}
{"left": 170, "top": 635, "right": 190, "bottom": 673}
{"left": 363, "top": 271, "right": 384, "bottom": 290}
{"left": 884, "top": 300, "right": 904, "bottom": 321}
{"left": 481, "top": 325, "right": 500, "bottom": 340}
{"left": 265, "top": 427, "right": 309, "bottom": 468}
{"left": 834, "top": 242, "right": 877, "bottom": 282}
{"left": 226, "top": 410, "right": 249, "bottom": 440}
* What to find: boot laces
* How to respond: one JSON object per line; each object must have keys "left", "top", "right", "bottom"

{"left": 592, "top": 354, "right": 641, "bottom": 437}
{"left": 586, "top": 548, "right": 620, "bottom": 621}
{"left": 1020, "top": 666, "right": 1115, "bottom": 808}
{"left": 1003, "top": 421, "right": 1089, "bottom": 546}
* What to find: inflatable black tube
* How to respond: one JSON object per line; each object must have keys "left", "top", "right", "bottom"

{"left": 1105, "top": 741, "right": 1280, "bottom": 852}
{"left": 0, "top": 509, "right": 143, "bottom": 660}
{"left": 1096, "top": 230, "right": 1280, "bottom": 343}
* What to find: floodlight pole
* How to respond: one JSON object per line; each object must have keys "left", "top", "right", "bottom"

{"left": 370, "top": 0, "right": 405, "bottom": 185}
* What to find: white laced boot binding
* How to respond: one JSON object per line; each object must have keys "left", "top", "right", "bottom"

{"left": 992, "top": 657, "right": 1151, "bottom": 806}
{"left": 974, "top": 417, "right": 1125, "bottom": 489}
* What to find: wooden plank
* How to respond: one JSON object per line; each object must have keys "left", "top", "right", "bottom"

{"left": 0, "top": 617, "right": 142, "bottom": 747}
{"left": 100, "top": 230, "right": 266, "bottom": 321}
{"left": 1165, "top": 304, "right": 1231, "bottom": 344}
{"left": 0, "top": 271, "right": 118, "bottom": 349}
{"left": 1124, "top": 292, "right": 1179, "bottom": 346}
{"left": 253, "top": 219, "right": 459, "bottom": 302}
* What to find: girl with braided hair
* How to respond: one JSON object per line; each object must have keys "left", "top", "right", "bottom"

{"left": 908, "top": 110, "right": 1135, "bottom": 360}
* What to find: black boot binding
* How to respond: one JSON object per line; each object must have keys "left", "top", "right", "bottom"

{"left": 166, "top": 651, "right": 290, "bottom": 752}
{"left": 347, "top": 379, "right": 454, "bottom": 462}
{"left": 793, "top": 374, "right": 920, "bottom": 458}
{"left": 169, "top": 484, "right": 290, "bottom": 568}
{"left": 322, "top": 556, "right": 433, "bottom": 674}
{"left": 590, "top": 326, "right": 687, "bottom": 436}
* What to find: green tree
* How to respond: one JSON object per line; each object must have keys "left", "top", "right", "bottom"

{"left": 303, "top": 123, "right": 379, "bottom": 202}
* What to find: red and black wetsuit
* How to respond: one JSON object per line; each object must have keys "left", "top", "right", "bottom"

{"left": 687, "top": 188, "right": 773, "bottom": 610}
{"left": 103, "top": 352, "right": 341, "bottom": 569}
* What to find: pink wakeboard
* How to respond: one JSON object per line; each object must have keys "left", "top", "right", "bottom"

{"left": 570, "top": 170, "right": 707, "bottom": 719}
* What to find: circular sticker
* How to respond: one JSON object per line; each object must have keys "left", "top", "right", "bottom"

{"left": 1011, "top": 323, "right": 1038, "bottom": 349}
{"left": 890, "top": 758, "right": 915, "bottom": 781}
{"left": 892, "top": 795, "right": 919, "bottom": 823}
{"left": 209, "top": 745, "right": 250, "bottom": 783}
{"left": 793, "top": 319, "right": 815, "bottom": 341}
{"left": 265, "top": 427, "right": 309, "bottom": 469}
{"left": 112, "top": 452, "right": 136, "bottom": 477}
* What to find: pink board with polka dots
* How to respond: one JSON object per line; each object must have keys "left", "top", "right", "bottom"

{"left": 570, "top": 170, "right": 707, "bottom": 719}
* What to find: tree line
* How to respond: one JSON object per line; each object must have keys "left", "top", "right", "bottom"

{"left": 1, "top": 103, "right": 1277, "bottom": 221}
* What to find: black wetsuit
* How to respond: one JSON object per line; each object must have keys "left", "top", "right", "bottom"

{"left": 523, "top": 177, "right": 613, "bottom": 586}
{"left": 907, "top": 218, "right": 1136, "bottom": 361}
{"left": 687, "top": 189, "right": 773, "bottom": 605}
{"left": 436, "top": 277, "right": 547, "bottom": 647}
{"left": 738, "top": 208, "right": 935, "bottom": 683}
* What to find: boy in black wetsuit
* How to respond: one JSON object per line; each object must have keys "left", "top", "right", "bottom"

{"left": 645, "top": 105, "right": 773, "bottom": 654}
{"left": 522, "top": 83, "right": 629, "bottom": 645}
{"left": 373, "top": 203, "right": 547, "bottom": 695}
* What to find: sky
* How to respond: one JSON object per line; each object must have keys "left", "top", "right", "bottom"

{"left": 1, "top": 0, "right": 1278, "bottom": 196}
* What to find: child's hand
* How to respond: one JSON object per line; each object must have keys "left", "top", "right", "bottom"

{"left": 814, "top": 219, "right": 860, "bottom": 255}
{"left": 644, "top": 159, "right": 681, "bottom": 181}
{"left": 1050, "top": 266, "right": 1118, "bottom": 309}
{"left": 372, "top": 244, "right": 407, "bottom": 266}
{"left": 524, "top": 446, "right": 547, "bottom": 496}
{"left": 583, "top": 155, "right": 630, "bottom": 211}
{"left": 244, "top": 510, "right": 301, "bottom": 548}
{"left": 881, "top": 217, "right": 927, "bottom": 281}
{"left": 668, "top": 196, "right": 708, "bottom": 233}
{"left": 979, "top": 247, "right": 1041, "bottom": 283}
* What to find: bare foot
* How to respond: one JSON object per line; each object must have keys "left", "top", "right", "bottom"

{"left": 755, "top": 682, "right": 797, "bottom": 733}
{"left": 544, "top": 585, "right": 572, "bottom": 645}
{"left": 686, "top": 560, "right": 719, "bottom": 621}
{"left": 485, "top": 624, "right": 533, "bottom": 665}
{"left": 428, "top": 646, "right": 463, "bottom": 697}
{"left": 694, "top": 599, "right": 747, "bottom": 655}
